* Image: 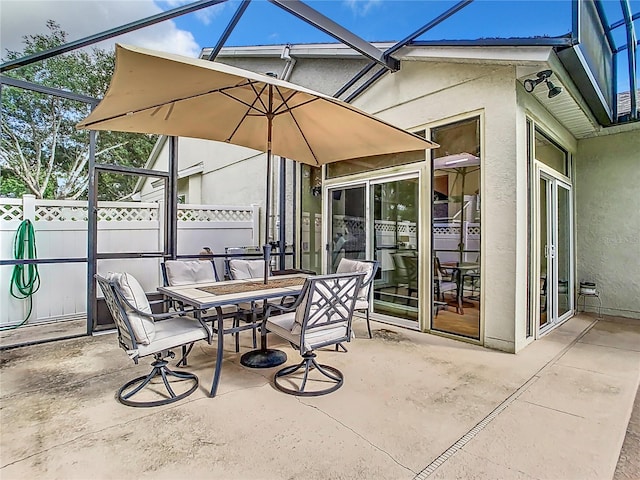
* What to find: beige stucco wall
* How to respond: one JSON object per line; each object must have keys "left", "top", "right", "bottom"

{"left": 576, "top": 130, "right": 640, "bottom": 319}
{"left": 354, "top": 61, "right": 522, "bottom": 352}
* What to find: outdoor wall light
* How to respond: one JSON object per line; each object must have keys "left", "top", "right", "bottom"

{"left": 523, "top": 70, "right": 562, "bottom": 98}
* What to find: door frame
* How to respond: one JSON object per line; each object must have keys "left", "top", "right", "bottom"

{"left": 323, "top": 170, "right": 424, "bottom": 329}
{"left": 534, "top": 162, "right": 574, "bottom": 336}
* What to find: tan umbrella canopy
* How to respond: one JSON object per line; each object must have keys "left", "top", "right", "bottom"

{"left": 78, "top": 44, "right": 436, "bottom": 165}
{"left": 78, "top": 44, "right": 437, "bottom": 285}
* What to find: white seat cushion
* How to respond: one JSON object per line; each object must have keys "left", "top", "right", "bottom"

{"left": 106, "top": 272, "right": 155, "bottom": 345}
{"left": 354, "top": 299, "right": 368, "bottom": 311}
{"left": 229, "top": 259, "right": 265, "bottom": 279}
{"left": 266, "top": 312, "right": 347, "bottom": 354}
{"left": 137, "top": 317, "right": 211, "bottom": 358}
{"left": 165, "top": 260, "right": 215, "bottom": 286}
{"left": 336, "top": 258, "right": 374, "bottom": 300}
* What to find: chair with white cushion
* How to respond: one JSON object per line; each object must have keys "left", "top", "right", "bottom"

{"left": 260, "top": 272, "right": 364, "bottom": 396}
{"left": 227, "top": 258, "right": 267, "bottom": 280}
{"left": 161, "top": 259, "right": 220, "bottom": 285}
{"left": 224, "top": 246, "right": 263, "bottom": 280}
{"left": 336, "top": 258, "right": 380, "bottom": 339}
{"left": 161, "top": 259, "right": 248, "bottom": 351}
{"left": 95, "top": 273, "right": 211, "bottom": 407}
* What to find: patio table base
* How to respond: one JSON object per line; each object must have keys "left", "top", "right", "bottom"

{"left": 240, "top": 348, "right": 287, "bottom": 368}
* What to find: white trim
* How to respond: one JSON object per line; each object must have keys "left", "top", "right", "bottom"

{"left": 178, "top": 162, "right": 204, "bottom": 179}
{"left": 208, "top": 42, "right": 395, "bottom": 59}
{"left": 394, "top": 45, "right": 554, "bottom": 65}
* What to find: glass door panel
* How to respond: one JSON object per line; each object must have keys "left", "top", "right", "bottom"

{"left": 538, "top": 171, "right": 573, "bottom": 331}
{"left": 539, "top": 176, "right": 550, "bottom": 328}
{"left": 556, "top": 183, "right": 572, "bottom": 319}
{"left": 328, "top": 185, "right": 366, "bottom": 272}
{"left": 371, "top": 177, "right": 419, "bottom": 322}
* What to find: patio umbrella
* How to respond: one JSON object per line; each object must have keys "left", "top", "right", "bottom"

{"left": 78, "top": 45, "right": 436, "bottom": 270}
{"left": 78, "top": 44, "right": 437, "bottom": 367}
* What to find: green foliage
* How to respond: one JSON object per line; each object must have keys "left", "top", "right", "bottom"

{"left": 1, "top": 21, "right": 157, "bottom": 200}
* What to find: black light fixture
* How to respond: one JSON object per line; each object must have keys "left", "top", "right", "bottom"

{"left": 523, "top": 70, "right": 562, "bottom": 98}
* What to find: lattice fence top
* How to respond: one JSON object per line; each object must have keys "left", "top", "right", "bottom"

{"left": 97, "top": 206, "right": 157, "bottom": 222}
{"left": 1, "top": 197, "right": 258, "bottom": 223}
{"left": 0, "top": 203, "right": 22, "bottom": 222}
{"left": 374, "top": 221, "right": 417, "bottom": 234}
{"left": 36, "top": 205, "right": 89, "bottom": 222}
{"left": 178, "top": 208, "right": 253, "bottom": 223}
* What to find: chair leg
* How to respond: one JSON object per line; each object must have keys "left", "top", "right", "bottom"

{"left": 234, "top": 314, "right": 240, "bottom": 353}
{"left": 251, "top": 309, "right": 258, "bottom": 349}
{"left": 118, "top": 356, "right": 199, "bottom": 408}
{"left": 273, "top": 352, "right": 343, "bottom": 397}
{"left": 365, "top": 309, "right": 372, "bottom": 339}
{"left": 335, "top": 343, "right": 348, "bottom": 352}
{"left": 176, "top": 343, "right": 195, "bottom": 367}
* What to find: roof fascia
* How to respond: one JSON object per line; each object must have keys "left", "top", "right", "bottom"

{"left": 396, "top": 45, "right": 555, "bottom": 65}
{"left": 207, "top": 42, "right": 395, "bottom": 59}
{"left": 132, "top": 135, "right": 169, "bottom": 193}
{"left": 557, "top": 45, "right": 614, "bottom": 125}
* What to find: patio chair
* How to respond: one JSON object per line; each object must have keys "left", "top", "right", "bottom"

{"left": 161, "top": 259, "right": 247, "bottom": 351}
{"left": 95, "top": 273, "right": 212, "bottom": 407}
{"left": 434, "top": 256, "right": 461, "bottom": 314}
{"left": 259, "top": 272, "right": 364, "bottom": 396}
{"left": 390, "top": 252, "right": 420, "bottom": 309}
{"left": 227, "top": 258, "right": 268, "bottom": 280}
{"left": 336, "top": 258, "right": 380, "bottom": 339}
{"left": 224, "top": 246, "right": 263, "bottom": 280}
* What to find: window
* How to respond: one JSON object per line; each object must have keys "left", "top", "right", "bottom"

{"left": 535, "top": 129, "right": 568, "bottom": 176}
{"left": 430, "top": 117, "right": 481, "bottom": 340}
{"left": 326, "top": 130, "right": 427, "bottom": 178}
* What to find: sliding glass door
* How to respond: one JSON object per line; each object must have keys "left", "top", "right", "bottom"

{"left": 327, "top": 175, "right": 420, "bottom": 325}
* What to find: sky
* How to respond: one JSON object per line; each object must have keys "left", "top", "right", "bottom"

{"left": 0, "top": 0, "right": 637, "bottom": 88}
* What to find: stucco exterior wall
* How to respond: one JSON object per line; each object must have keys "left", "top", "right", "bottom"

{"left": 576, "top": 130, "right": 640, "bottom": 319}
{"left": 354, "top": 61, "right": 522, "bottom": 352}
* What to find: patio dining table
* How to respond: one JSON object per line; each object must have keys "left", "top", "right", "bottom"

{"left": 158, "top": 273, "right": 310, "bottom": 397}
{"left": 440, "top": 262, "right": 479, "bottom": 315}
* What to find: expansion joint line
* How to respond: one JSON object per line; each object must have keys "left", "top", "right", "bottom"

{"left": 413, "top": 317, "right": 600, "bottom": 479}
{"left": 298, "top": 398, "right": 415, "bottom": 475}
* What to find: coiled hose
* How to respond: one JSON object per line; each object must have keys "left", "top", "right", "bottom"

{"left": 3, "top": 219, "right": 40, "bottom": 330}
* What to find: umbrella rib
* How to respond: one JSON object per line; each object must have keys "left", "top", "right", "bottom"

{"left": 79, "top": 80, "right": 267, "bottom": 128}
{"left": 221, "top": 82, "right": 270, "bottom": 143}
{"left": 273, "top": 86, "right": 321, "bottom": 165}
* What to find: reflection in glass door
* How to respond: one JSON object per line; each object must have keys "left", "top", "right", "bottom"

{"left": 328, "top": 185, "right": 366, "bottom": 272}
{"left": 539, "top": 171, "right": 573, "bottom": 331}
{"left": 372, "top": 177, "right": 419, "bottom": 323}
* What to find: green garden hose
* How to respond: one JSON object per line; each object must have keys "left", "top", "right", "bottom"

{"left": 3, "top": 219, "right": 41, "bottom": 330}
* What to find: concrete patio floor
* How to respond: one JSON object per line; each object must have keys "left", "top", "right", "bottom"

{"left": 1, "top": 313, "right": 638, "bottom": 480}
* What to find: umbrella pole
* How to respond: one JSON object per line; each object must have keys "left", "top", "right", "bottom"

{"left": 241, "top": 86, "right": 287, "bottom": 369}
{"left": 263, "top": 87, "right": 274, "bottom": 285}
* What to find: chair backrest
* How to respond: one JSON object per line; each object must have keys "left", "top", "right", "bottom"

{"left": 336, "top": 258, "right": 379, "bottom": 301}
{"left": 433, "top": 256, "right": 449, "bottom": 282}
{"left": 161, "top": 259, "right": 219, "bottom": 286}
{"left": 291, "top": 272, "right": 364, "bottom": 353}
{"left": 402, "top": 255, "right": 418, "bottom": 287}
{"left": 228, "top": 258, "right": 267, "bottom": 280}
{"left": 95, "top": 273, "right": 156, "bottom": 351}
{"left": 224, "top": 246, "right": 263, "bottom": 279}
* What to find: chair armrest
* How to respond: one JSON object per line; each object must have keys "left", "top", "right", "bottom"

{"left": 116, "top": 290, "right": 199, "bottom": 320}
{"left": 265, "top": 301, "right": 298, "bottom": 315}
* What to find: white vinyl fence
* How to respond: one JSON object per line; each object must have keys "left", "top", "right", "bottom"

{"left": 0, "top": 195, "right": 259, "bottom": 327}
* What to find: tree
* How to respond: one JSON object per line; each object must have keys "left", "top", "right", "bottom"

{"left": 1, "top": 21, "right": 157, "bottom": 200}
